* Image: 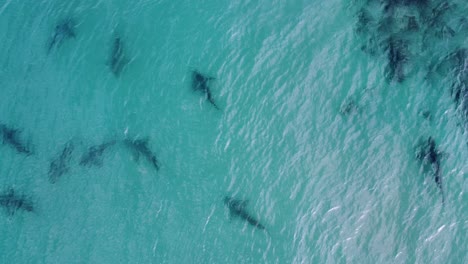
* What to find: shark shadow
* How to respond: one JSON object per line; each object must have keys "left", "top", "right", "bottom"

{"left": 49, "top": 140, "right": 75, "bottom": 183}
{"left": 355, "top": 8, "right": 374, "bottom": 35}
{"left": 0, "top": 189, "right": 34, "bottom": 215}
{"left": 451, "top": 79, "right": 468, "bottom": 123}
{"left": 108, "top": 36, "right": 129, "bottom": 77}
{"left": 223, "top": 196, "right": 267, "bottom": 231}
{"left": 415, "top": 137, "right": 446, "bottom": 203}
{"left": 445, "top": 48, "right": 468, "bottom": 134}
{"left": 0, "top": 123, "right": 32, "bottom": 155}
{"left": 80, "top": 140, "right": 116, "bottom": 167}
{"left": 124, "top": 138, "right": 160, "bottom": 171}
{"left": 191, "top": 70, "right": 220, "bottom": 110}
{"left": 47, "top": 18, "right": 76, "bottom": 54}
{"left": 339, "top": 98, "right": 360, "bottom": 116}
{"left": 380, "top": 0, "right": 430, "bottom": 15}
{"left": 383, "top": 36, "right": 408, "bottom": 83}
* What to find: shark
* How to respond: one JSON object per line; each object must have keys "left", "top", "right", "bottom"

{"left": 223, "top": 196, "right": 266, "bottom": 231}
{"left": 49, "top": 141, "right": 75, "bottom": 183}
{"left": 0, "top": 123, "right": 32, "bottom": 155}
{"left": 80, "top": 140, "right": 116, "bottom": 167}
{"left": 0, "top": 189, "right": 34, "bottom": 215}
{"left": 380, "top": 0, "right": 430, "bottom": 14}
{"left": 191, "top": 70, "right": 220, "bottom": 110}
{"left": 124, "top": 138, "right": 160, "bottom": 171}
{"left": 416, "top": 137, "right": 445, "bottom": 203}
{"left": 47, "top": 18, "right": 76, "bottom": 54}
{"left": 339, "top": 99, "right": 359, "bottom": 116}
{"left": 449, "top": 49, "right": 468, "bottom": 124}
{"left": 355, "top": 8, "right": 374, "bottom": 35}
{"left": 108, "top": 37, "right": 129, "bottom": 76}
{"left": 384, "top": 36, "right": 408, "bottom": 83}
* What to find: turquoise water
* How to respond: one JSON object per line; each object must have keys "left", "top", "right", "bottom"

{"left": 0, "top": 0, "right": 467, "bottom": 263}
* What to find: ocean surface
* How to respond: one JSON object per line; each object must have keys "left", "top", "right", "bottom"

{"left": 0, "top": 0, "right": 467, "bottom": 263}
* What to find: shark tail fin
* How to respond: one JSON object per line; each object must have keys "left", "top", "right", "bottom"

{"left": 151, "top": 156, "right": 160, "bottom": 171}
{"left": 209, "top": 99, "right": 220, "bottom": 110}
{"left": 207, "top": 93, "right": 220, "bottom": 110}
{"left": 47, "top": 35, "right": 58, "bottom": 54}
{"left": 440, "top": 185, "right": 445, "bottom": 205}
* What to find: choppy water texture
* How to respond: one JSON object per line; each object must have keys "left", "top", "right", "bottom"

{"left": 0, "top": 0, "right": 467, "bottom": 263}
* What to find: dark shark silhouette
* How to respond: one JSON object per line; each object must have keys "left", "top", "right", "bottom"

{"left": 428, "top": 1, "right": 451, "bottom": 27}
{"left": 434, "top": 48, "right": 466, "bottom": 78}
{"left": 405, "top": 16, "right": 419, "bottom": 32}
{"left": 223, "top": 196, "right": 266, "bottom": 231}
{"left": 49, "top": 141, "right": 75, "bottom": 183}
{"left": 451, "top": 82, "right": 468, "bottom": 123}
{"left": 384, "top": 36, "right": 408, "bottom": 83}
{"left": 355, "top": 8, "right": 373, "bottom": 35}
{"left": 191, "top": 70, "right": 220, "bottom": 110}
{"left": 416, "top": 137, "right": 445, "bottom": 203}
{"left": 124, "top": 138, "right": 160, "bottom": 170}
{"left": 448, "top": 49, "right": 468, "bottom": 124}
{"left": 47, "top": 19, "right": 76, "bottom": 54}
{"left": 108, "top": 37, "right": 129, "bottom": 76}
{"left": 380, "top": 0, "right": 430, "bottom": 14}
{"left": 0, "top": 189, "right": 34, "bottom": 215}
{"left": 0, "top": 123, "right": 32, "bottom": 155}
{"left": 80, "top": 140, "right": 116, "bottom": 167}
{"left": 339, "top": 99, "right": 359, "bottom": 116}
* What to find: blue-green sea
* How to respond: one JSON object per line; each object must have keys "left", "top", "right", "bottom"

{"left": 0, "top": 0, "right": 467, "bottom": 263}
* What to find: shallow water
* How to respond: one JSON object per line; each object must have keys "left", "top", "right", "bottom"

{"left": 0, "top": 0, "right": 467, "bottom": 263}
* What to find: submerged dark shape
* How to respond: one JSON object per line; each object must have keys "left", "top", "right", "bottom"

{"left": 0, "top": 123, "right": 32, "bottom": 155}
{"left": 191, "top": 70, "right": 220, "bottom": 110}
{"left": 451, "top": 82, "right": 468, "bottom": 124}
{"left": 428, "top": 1, "right": 451, "bottom": 26}
{"left": 433, "top": 24, "right": 456, "bottom": 39}
{"left": 446, "top": 49, "right": 468, "bottom": 123}
{"left": 124, "top": 138, "right": 160, "bottom": 170}
{"left": 448, "top": 48, "right": 467, "bottom": 73}
{"left": 49, "top": 141, "right": 75, "bottom": 183}
{"left": 462, "top": 90, "right": 468, "bottom": 122}
{"left": 377, "top": 15, "right": 395, "bottom": 34}
{"left": 47, "top": 19, "right": 76, "bottom": 54}
{"left": 384, "top": 36, "right": 408, "bottom": 83}
{"left": 381, "top": 0, "right": 405, "bottom": 14}
{"left": 223, "top": 196, "right": 266, "bottom": 231}
{"left": 80, "top": 140, "right": 116, "bottom": 167}
{"left": 420, "top": 110, "right": 432, "bottom": 121}
{"left": 355, "top": 8, "right": 373, "bottom": 34}
{"left": 432, "top": 48, "right": 467, "bottom": 78}
{"left": 404, "top": 0, "right": 430, "bottom": 8}
{"left": 381, "top": 0, "right": 429, "bottom": 13}
{"left": 0, "top": 189, "right": 34, "bottom": 215}
{"left": 108, "top": 37, "right": 129, "bottom": 76}
{"left": 361, "top": 36, "right": 379, "bottom": 56}
{"left": 406, "top": 16, "right": 419, "bottom": 32}
{"left": 340, "top": 99, "right": 359, "bottom": 116}
{"left": 416, "top": 137, "right": 445, "bottom": 203}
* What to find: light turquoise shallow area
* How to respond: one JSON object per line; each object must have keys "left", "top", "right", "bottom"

{"left": 0, "top": 0, "right": 467, "bottom": 263}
